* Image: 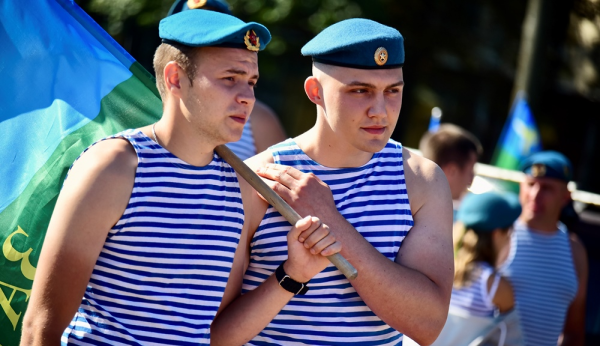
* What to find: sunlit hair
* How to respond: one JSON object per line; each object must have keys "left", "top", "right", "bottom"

{"left": 153, "top": 42, "right": 201, "bottom": 99}
{"left": 453, "top": 222, "right": 508, "bottom": 288}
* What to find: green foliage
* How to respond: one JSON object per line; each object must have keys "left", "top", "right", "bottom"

{"left": 75, "top": 0, "right": 600, "bottom": 192}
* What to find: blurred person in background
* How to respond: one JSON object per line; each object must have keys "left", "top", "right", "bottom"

{"left": 499, "top": 151, "right": 588, "bottom": 346}
{"left": 430, "top": 191, "right": 524, "bottom": 346}
{"left": 419, "top": 124, "right": 482, "bottom": 218}
{"left": 167, "top": 0, "right": 286, "bottom": 159}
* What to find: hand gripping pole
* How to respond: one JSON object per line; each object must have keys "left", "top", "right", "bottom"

{"left": 215, "top": 145, "right": 358, "bottom": 280}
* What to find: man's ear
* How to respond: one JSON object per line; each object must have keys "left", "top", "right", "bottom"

{"left": 304, "top": 76, "right": 324, "bottom": 106}
{"left": 442, "top": 163, "right": 458, "bottom": 179}
{"left": 164, "top": 61, "right": 183, "bottom": 97}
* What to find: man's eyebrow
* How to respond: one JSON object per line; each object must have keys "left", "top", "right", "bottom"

{"left": 345, "top": 81, "right": 404, "bottom": 88}
{"left": 346, "top": 81, "right": 376, "bottom": 88}
{"left": 225, "top": 68, "right": 259, "bottom": 79}
{"left": 387, "top": 81, "right": 405, "bottom": 88}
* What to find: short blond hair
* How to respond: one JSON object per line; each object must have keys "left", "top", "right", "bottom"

{"left": 153, "top": 42, "right": 201, "bottom": 98}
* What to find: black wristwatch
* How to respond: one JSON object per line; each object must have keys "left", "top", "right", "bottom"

{"left": 275, "top": 261, "right": 310, "bottom": 295}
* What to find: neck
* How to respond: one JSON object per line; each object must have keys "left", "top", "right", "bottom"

{"left": 151, "top": 109, "right": 216, "bottom": 167}
{"left": 520, "top": 215, "right": 560, "bottom": 233}
{"left": 295, "top": 122, "right": 374, "bottom": 168}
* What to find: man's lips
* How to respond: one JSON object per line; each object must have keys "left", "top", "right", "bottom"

{"left": 362, "top": 126, "right": 386, "bottom": 135}
{"left": 230, "top": 115, "right": 247, "bottom": 124}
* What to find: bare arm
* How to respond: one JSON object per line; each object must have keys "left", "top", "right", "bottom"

{"left": 561, "top": 234, "right": 588, "bottom": 346}
{"left": 253, "top": 148, "right": 454, "bottom": 345}
{"left": 210, "top": 152, "right": 342, "bottom": 346}
{"left": 20, "top": 139, "right": 137, "bottom": 345}
{"left": 491, "top": 276, "right": 515, "bottom": 313}
{"left": 250, "top": 100, "right": 286, "bottom": 153}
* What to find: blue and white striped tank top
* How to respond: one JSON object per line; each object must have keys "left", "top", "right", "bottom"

{"left": 449, "top": 262, "right": 501, "bottom": 317}
{"left": 61, "top": 129, "right": 245, "bottom": 346}
{"left": 242, "top": 139, "right": 414, "bottom": 345}
{"left": 226, "top": 120, "right": 256, "bottom": 160}
{"left": 499, "top": 222, "right": 578, "bottom": 346}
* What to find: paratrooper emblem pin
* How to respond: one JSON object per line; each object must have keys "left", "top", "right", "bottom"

{"left": 531, "top": 164, "right": 547, "bottom": 177}
{"left": 244, "top": 30, "right": 260, "bottom": 51}
{"left": 374, "top": 47, "right": 388, "bottom": 66}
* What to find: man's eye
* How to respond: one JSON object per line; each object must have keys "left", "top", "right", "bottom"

{"left": 224, "top": 77, "right": 235, "bottom": 82}
{"left": 352, "top": 89, "right": 367, "bottom": 93}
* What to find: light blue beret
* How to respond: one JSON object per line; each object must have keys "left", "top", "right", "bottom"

{"left": 159, "top": 9, "right": 271, "bottom": 52}
{"left": 167, "top": 0, "right": 232, "bottom": 16}
{"left": 520, "top": 151, "right": 572, "bottom": 182}
{"left": 457, "top": 192, "right": 522, "bottom": 233}
{"left": 301, "top": 18, "right": 404, "bottom": 69}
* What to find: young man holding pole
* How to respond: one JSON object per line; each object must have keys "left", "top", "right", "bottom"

{"left": 211, "top": 18, "right": 454, "bottom": 345}
{"left": 21, "top": 10, "right": 340, "bottom": 345}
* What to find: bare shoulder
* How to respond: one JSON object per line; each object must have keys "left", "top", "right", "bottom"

{"left": 568, "top": 232, "right": 589, "bottom": 278}
{"left": 71, "top": 137, "right": 136, "bottom": 174}
{"left": 250, "top": 100, "right": 287, "bottom": 153}
{"left": 58, "top": 137, "right": 138, "bottom": 229}
{"left": 402, "top": 147, "right": 450, "bottom": 214}
{"left": 244, "top": 148, "right": 275, "bottom": 171}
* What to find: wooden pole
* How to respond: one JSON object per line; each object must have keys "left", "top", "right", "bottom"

{"left": 215, "top": 145, "right": 358, "bottom": 280}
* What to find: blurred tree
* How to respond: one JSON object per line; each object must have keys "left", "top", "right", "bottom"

{"left": 75, "top": 0, "right": 600, "bottom": 193}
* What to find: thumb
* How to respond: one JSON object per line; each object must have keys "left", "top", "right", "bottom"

{"left": 289, "top": 215, "right": 312, "bottom": 241}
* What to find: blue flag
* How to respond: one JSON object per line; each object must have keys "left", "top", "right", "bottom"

{"left": 492, "top": 91, "right": 542, "bottom": 170}
{"left": 0, "top": 1, "right": 161, "bottom": 344}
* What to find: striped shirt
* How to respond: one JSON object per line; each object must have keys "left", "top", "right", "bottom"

{"left": 450, "top": 262, "right": 501, "bottom": 317}
{"left": 61, "top": 129, "right": 244, "bottom": 346}
{"left": 226, "top": 120, "right": 256, "bottom": 160}
{"left": 242, "top": 139, "right": 414, "bottom": 345}
{"left": 499, "top": 221, "right": 578, "bottom": 345}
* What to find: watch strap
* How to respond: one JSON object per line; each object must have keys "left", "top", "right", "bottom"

{"left": 275, "top": 261, "right": 310, "bottom": 295}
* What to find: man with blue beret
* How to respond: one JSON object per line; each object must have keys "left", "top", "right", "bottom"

{"left": 498, "top": 151, "right": 588, "bottom": 345}
{"left": 210, "top": 18, "right": 454, "bottom": 345}
{"left": 166, "top": 0, "right": 287, "bottom": 160}
{"left": 21, "top": 9, "right": 340, "bottom": 345}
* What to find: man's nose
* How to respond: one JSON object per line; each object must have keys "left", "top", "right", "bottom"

{"left": 237, "top": 85, "right": 255, "bottom": 105}
{"left": 367, "top": 93, "right": 386, "bottom": 118}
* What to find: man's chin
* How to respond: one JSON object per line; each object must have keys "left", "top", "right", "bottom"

{"left": 359, "top": 139, "right": 389, "bottom": 153}
{"left": 220, "top": 131, "right": 244, "bottom": 146}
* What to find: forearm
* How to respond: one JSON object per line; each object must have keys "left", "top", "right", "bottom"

{"left": 20, "top": 312, "right": 65, "bottom": 346}
{"left": 211, "top": 274, "right": 294, "bottom": 346}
